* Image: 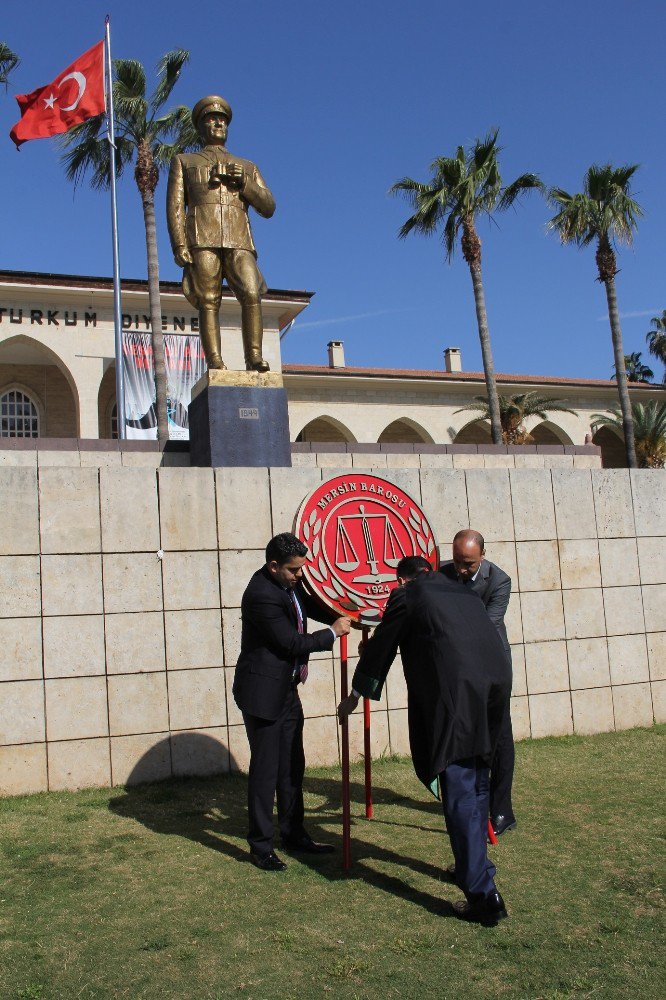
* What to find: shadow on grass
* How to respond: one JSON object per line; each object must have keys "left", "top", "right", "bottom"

{"left": 108, "top": 733, "right": 456, "bottom": 919}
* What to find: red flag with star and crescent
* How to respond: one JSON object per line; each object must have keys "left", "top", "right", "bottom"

{"left": 10, "top": 41, "right": 105, "bottom": 149}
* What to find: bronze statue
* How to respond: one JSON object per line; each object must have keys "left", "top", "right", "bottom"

{"left": 166, "top": 96, "right": 276, "bottom": 372}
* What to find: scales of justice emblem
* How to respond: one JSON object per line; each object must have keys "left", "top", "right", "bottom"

{"left": 294, "top": 474, "right": 439, "bottom": 624}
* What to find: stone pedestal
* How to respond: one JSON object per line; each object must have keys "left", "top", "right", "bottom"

{"left": 188, "top": 370, "right": 292, "bottom": 468}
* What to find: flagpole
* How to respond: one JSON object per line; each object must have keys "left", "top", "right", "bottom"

{"left": 105, "top": 15, "right": 126, "bottom": 440}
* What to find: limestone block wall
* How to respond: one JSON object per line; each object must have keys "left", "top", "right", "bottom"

{"left": 0, "top": 463, "right": 663, "bottom": 796}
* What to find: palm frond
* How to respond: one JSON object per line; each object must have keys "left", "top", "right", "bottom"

{"left": 0, "top": 41, "right": 19, "bottom": 88}
{"left": 113, "top": 59, "right": 147, "bottom": 100}
{"left": 498, "top": 173, "right": 544, "bottom": 211}
{"left": 546, "top": 190, "right": 595, "bottom": 245}
{"left": 456, "top": 392, "right": 577, "bottom": 426}
{"left": 454, "top": 395, "right": 492, "bottom": 416}
{"left": 472, "top": 130, "right": 500, "bottom": 174}
{"left": 548, "top": 164, "right": 643, "bottom": 249}
{"left": 153, "top": 105, "right": 199, "bottom": 144}
{"left": 390, "top": 178, "right": 445, "bottom": 239}
{"left": 150, "top": 49, "right": 190, "bottom": 112}
{"left": 113, "top": 59, "right": 148, "bottom": 135}
{"left": 645, "top": 312, "right": 666, "bottom": 374}
{"left": 57, "top": 115, "right": 107, "bottom": 186}
{"left": 647, "top": 311, "right": 666, "bottom": 333}
{"left": 443, "top": 211, "right": 459, "bottom": 261}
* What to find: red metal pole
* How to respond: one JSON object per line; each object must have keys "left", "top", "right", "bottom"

{"left": 340, "top": 633, "right": 351, "bottom": 871}
{"left": 487, "top": 819, "right": 498, "bottom": 845}
{"left": 359, "top": 625, "right": 373, "bottom": 819}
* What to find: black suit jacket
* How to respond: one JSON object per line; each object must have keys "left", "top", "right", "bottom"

{"left": 440, "top": 558, "right": 511, "bottom": 658}
{"left": 351, "top": 572, "right": 511, "bottom": 788}
{"left": 233, "top": 567, "right": 336, "bottom": 721}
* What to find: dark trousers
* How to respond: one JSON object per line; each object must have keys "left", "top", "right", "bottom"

{"left": 243, "top": 687, "right": 306, "bottom": 856}
{"left": 441, "top": 757, "right": 497, "bottom": 903}
{"left": 490, "top": 707, "right": 515, "bottom": 821}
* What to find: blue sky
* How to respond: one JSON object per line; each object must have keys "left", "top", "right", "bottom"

{"left": 1, "top": 0, "right": 664, "bottom": 380}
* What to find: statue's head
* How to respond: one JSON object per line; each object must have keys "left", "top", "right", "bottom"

{"left": 192, "top": 95, "right": 232, "bottom": 144}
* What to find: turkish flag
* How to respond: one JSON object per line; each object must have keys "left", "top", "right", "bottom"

{"left": 10, "top": 41, "right": 105, "bottom": 149}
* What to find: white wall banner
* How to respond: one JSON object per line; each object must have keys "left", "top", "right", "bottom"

{"left": 123, "top": 332, "right": 207, "bottom": 440}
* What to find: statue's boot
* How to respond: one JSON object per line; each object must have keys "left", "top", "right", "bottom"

{"left": 200, "top": 307, "right": 226, "bottom": 369}
{"left": 242, "top": 302, "right": 270, "bottom": 372}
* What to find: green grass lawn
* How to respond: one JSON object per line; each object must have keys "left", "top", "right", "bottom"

{"left": 1, "top": 727, "right": 664, "bottom": 1000}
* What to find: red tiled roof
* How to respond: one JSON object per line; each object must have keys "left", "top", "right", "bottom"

{"left": 282, "top": 363, "right": 665, "bottom": 390}
{"left": 0, "top": 269, "right": 313, "bottom": 302}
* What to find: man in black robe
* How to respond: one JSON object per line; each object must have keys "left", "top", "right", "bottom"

{"left": 440, "top": 528, "right": 516, "bottom": 837}
{"left": 338, "top": 556, "right": 511, "bottom": 924}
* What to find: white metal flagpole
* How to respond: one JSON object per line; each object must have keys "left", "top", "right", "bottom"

{"left": 105, "top": 14, "right": 126, "bottom": 440}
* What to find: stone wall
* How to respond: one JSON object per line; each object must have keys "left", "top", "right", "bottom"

{"left": 0, "top": 439, "right": 604, "bottom": 472}
{"left": 0, "top": 462, "right": 663, "bottom": 796}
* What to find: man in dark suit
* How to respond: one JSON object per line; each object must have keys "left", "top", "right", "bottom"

{"left": 234, "top": 532, "right": 351, "bottom": 871}
{"left": 338, "top": 556, "right": 511, "bottom": 924}
{"left": 440, "top": 529, "right": 516, "bottom": 837}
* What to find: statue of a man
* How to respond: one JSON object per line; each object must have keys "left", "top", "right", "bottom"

{"left": 166, "top": 95, "right": 276, "bottom": 372}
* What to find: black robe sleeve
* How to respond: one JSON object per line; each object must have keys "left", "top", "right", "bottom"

{"left": 350, "top": 588, "right": 406, "bottom": 699}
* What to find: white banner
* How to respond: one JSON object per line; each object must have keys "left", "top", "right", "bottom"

{"left": 122, "top": 333, "right": 207, "bottom": 440}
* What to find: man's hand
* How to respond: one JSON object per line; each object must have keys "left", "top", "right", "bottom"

{"left": 174, "top": 246, "right": 193, "bottom": 267}
{"left": 225, "top": 161, "right": 246, "bottom": 189}
{"left": 332, "top": 616, "right": 352, "bottom": 637}
{"left": 337, "top": 693, "right": 360, "bottom": 724}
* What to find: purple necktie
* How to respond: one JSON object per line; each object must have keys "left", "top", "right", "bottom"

{"left": 289, "top": 589, "right": 308, "bottom": 683}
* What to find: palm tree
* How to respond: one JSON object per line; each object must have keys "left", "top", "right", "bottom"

{"left": 547, "top": 165, "right": 643, "bottom": 468}
{"left": 0, "top": 42, "right": 19, "bottom": 89}
{"left": 390, "top": 131, "right": 543, "bottom": 444}
{"left": 612, "top": 352, "right": 653, "bottom": 383}
{"left": 59, "top": 50, "right": 199, "bottom": 442}
{"left": 592, "top": 401, "right": 666, "bottom": 468}
{"left": 645, "top": 311, "right": 666, "bottom": 381}
{"left": 455, "top": 391, "right": 577, "bottom": 445}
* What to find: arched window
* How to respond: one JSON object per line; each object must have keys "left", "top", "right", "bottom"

{"left": 110, "top": 402, "right": 119, "bottom": 440}
{"left": 0, "top": 388, "right": 40, "bottom": 438}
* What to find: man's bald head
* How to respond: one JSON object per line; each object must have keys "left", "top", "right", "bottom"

{"left": 452, "top": 529, "right": 485, "bottom": 581}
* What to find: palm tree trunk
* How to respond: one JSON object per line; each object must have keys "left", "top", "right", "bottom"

{"left": 139, "top": 188, "right": 169, "bottom": 444}
{"left": 604, "top": 276, "right": 637, "bottom": 468}
{"left": 468, "top": 261, "right": 502, "bottom": 444}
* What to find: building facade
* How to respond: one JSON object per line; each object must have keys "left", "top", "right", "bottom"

{"left": 0, "top": 270, "right": 663, "bottom": 466}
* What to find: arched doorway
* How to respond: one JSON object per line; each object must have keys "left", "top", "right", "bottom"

{"left": 295, "top": 416, "right": 356, "bottom": 444}
{"left": 593, "top": 426, "right": 626, "bottom": 468}
{"left": 377, "top": 419, "right": 433, "bottom": 444}
{"left": 530, "top": 421, "right": 573, "bottom": 445}
{"left": 0, "top": 336, "right": 79, "bottom": 437}
{"left": 98, "top": 364, "right": 117, "bottom": 438}
{"left": 453, "top": 420, "right": 492, "bottom": 444}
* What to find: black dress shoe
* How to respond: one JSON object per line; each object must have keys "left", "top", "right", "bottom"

{"left": 453, "top": 891, "right": 508, "bottom": 925}
{"left": 492, "top": 815, "right": 517, "bottom": 837}
{"left": 250, "top": 850, "right": 287, "bottom": 871}
{"left": 282, "top": 834, "right": 334, "bottom": 854}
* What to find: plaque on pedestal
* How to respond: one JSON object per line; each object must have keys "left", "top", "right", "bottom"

{"left": 188, "top": 370, "right": 292, "bottom": 468}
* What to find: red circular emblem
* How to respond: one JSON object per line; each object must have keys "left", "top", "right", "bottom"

{"left": 294, "top": 474, "right": 439, "bottom": 625}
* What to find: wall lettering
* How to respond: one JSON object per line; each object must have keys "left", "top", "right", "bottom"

{"left": 0, "top": 304, "right": 199, "bottom": 333}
